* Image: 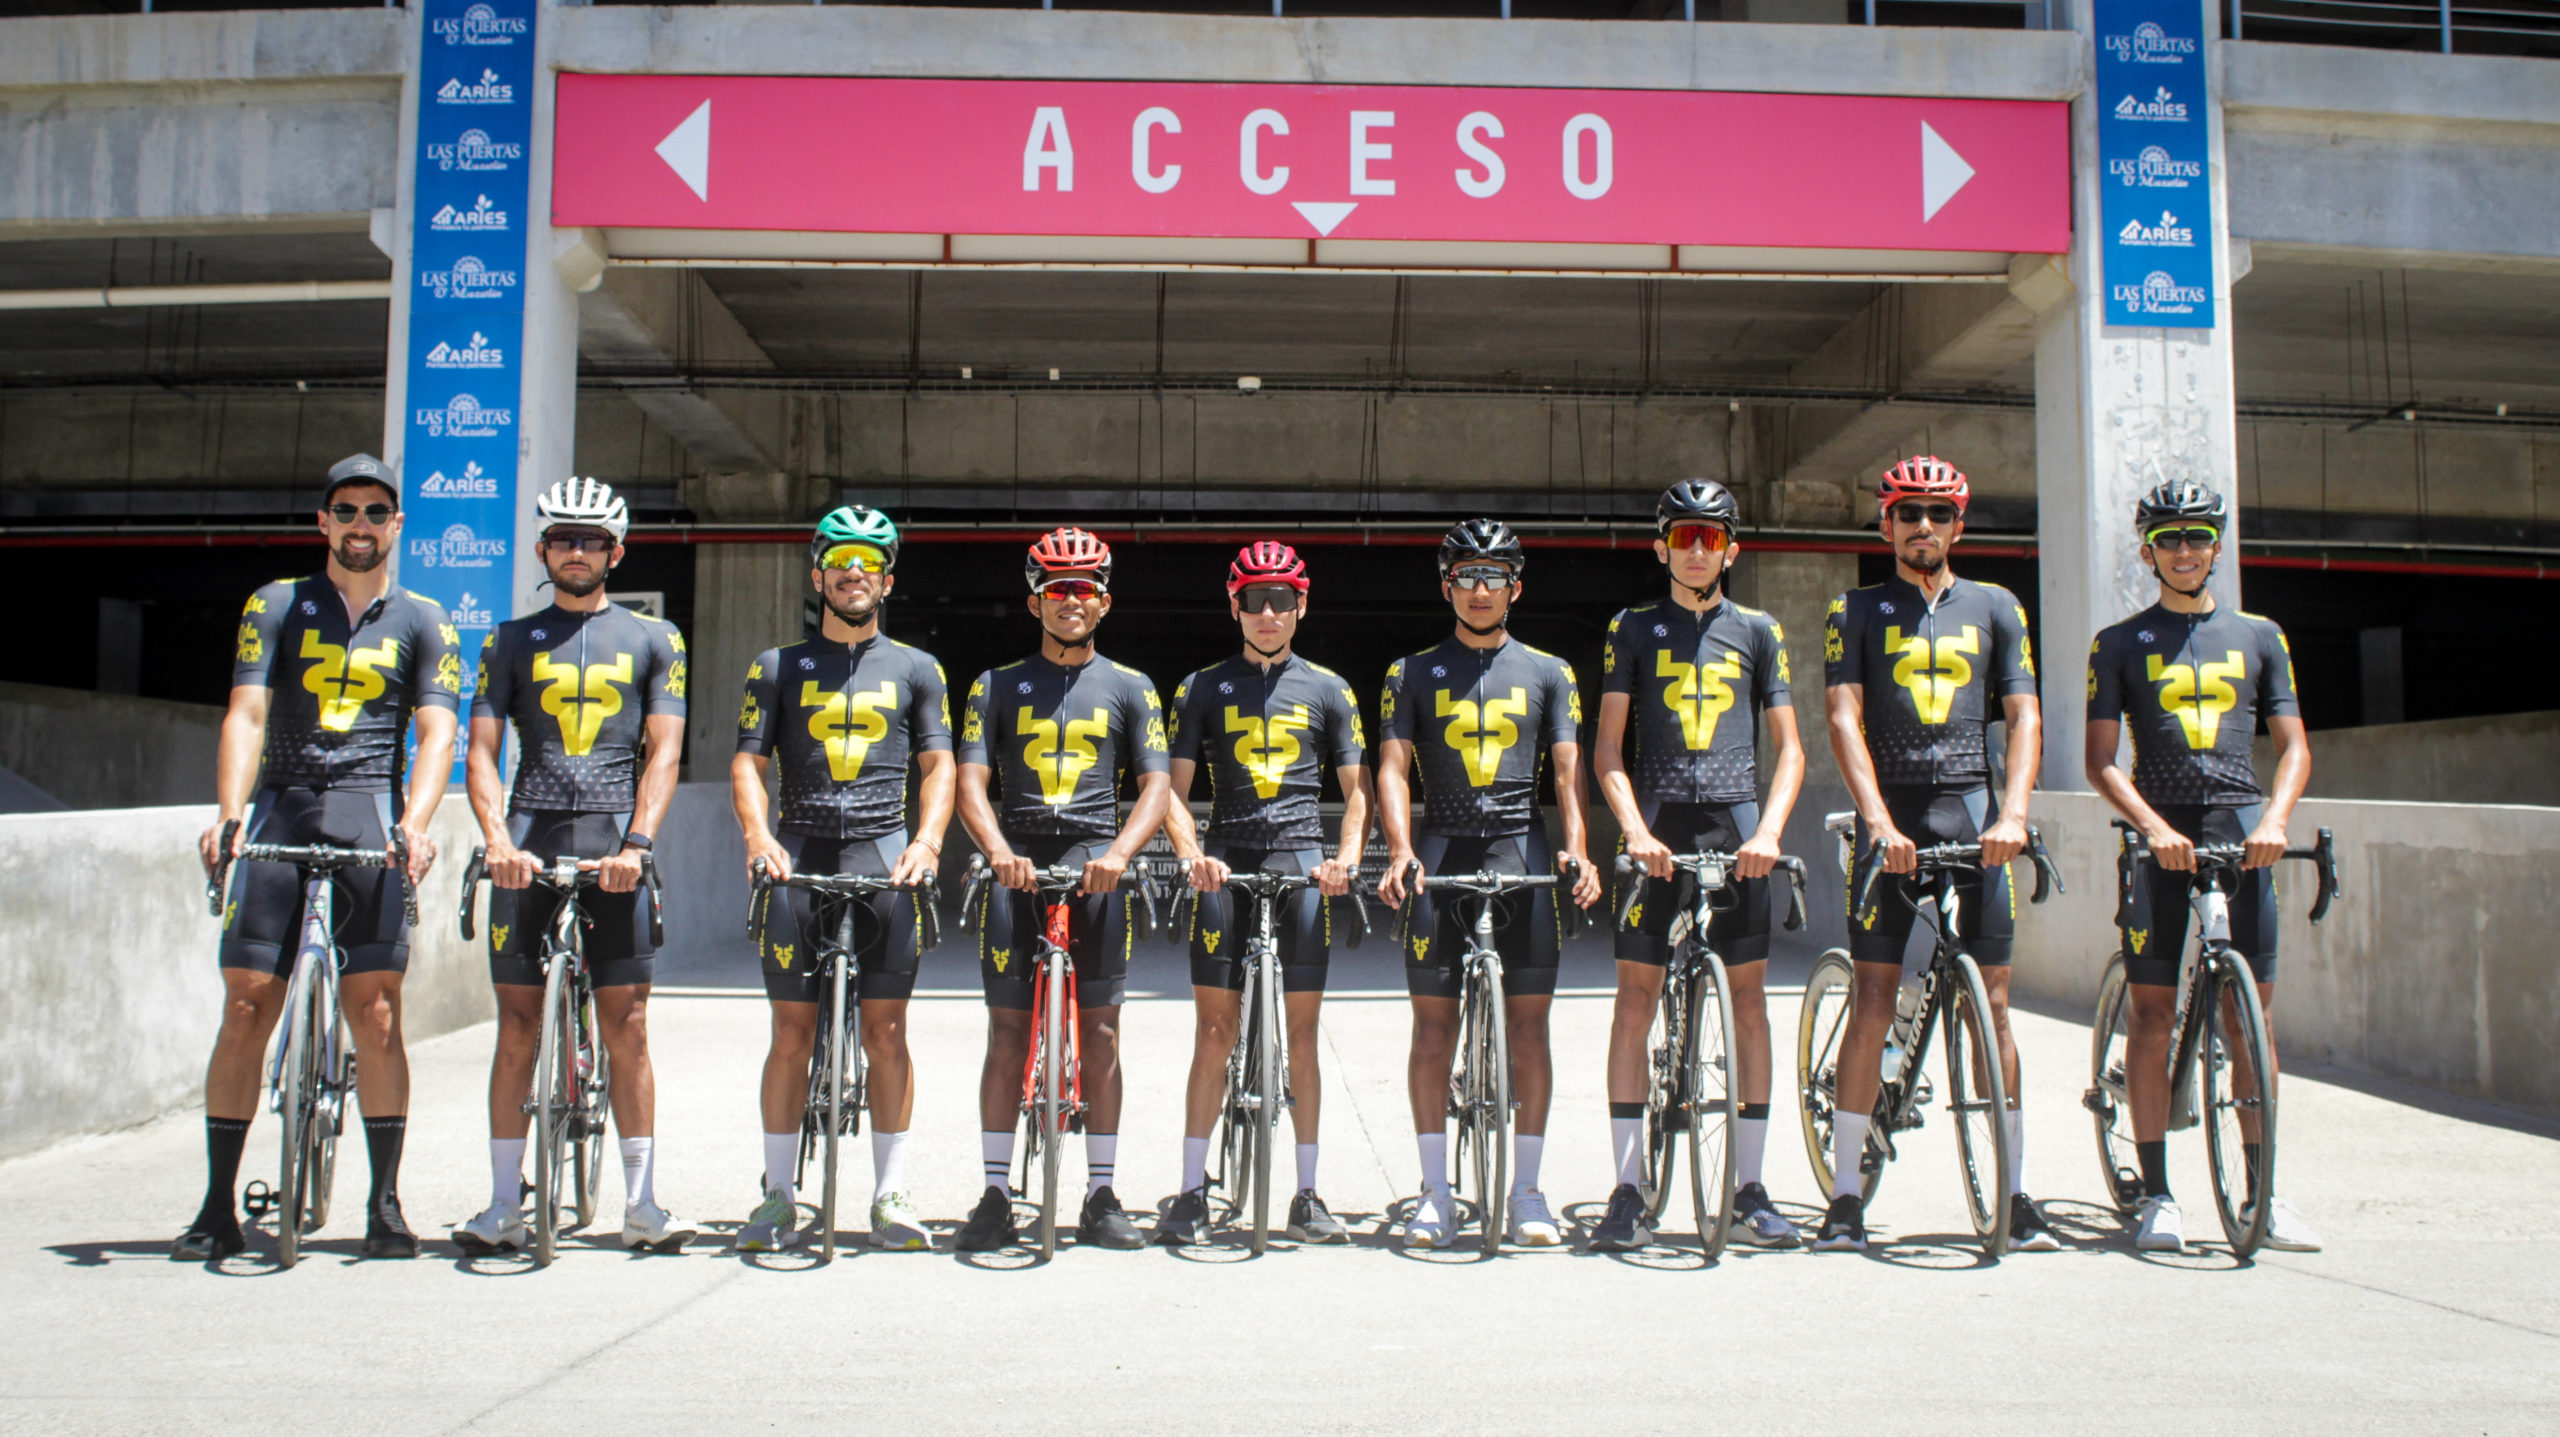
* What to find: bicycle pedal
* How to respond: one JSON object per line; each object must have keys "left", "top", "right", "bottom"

{"left": 2081, "top": 1088, "right": 2113, "bottom": 1116}
{"left": 240, "top": 1180, "right": 277, "bottom": 1219}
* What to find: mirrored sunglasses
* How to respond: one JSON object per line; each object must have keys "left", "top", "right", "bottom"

{"left": 326, "top": 503, "right": 396, "bottom": 525}
{"left": 1038, "top": 578, "right": 1107, "bottom": 601}
{"left": 1891, "top": 502, "right": 1961, "bottom": 527}
{"left": 819, "top": 543, "right": 890, "bottom": 573}
{"left": 1235, "top": 584, "right": 1301, "bottom": 615}
{"left": 1664, "top": 522, "right": 1731, "bottom": 553}
{"left": 1447, "top": 565, "right": 1517, "bottom": 592}
{"left": 2146, "top": 526, "right": 2221, "bottom": 552}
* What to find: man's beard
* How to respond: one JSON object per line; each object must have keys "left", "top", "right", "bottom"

{"left": 1903, "top": 549, "right": 1947, "bottom": 576}
{"left": 551, "top": 566, "right": 604, "bottom": 598}
{"left": 825, "top": 588, "right": 880, "bottom": 627}
{"left": 332, "top": 538, "right": 385, "bottom": 574}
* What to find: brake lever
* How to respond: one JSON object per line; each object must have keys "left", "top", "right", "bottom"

{"left": 918, "top": 870, "right": 944, "bottom": 952}
{"left": 643, "top": 853, "right": 664, "bottom": 949}
{"left": 1345, "top": 884, "right": 1372, "bottom": 952}
{"left": 458, "top": 845, "right": 487, "bottom": 941}
{"left": 2303, "top": 827, "right": 2339, "bottom": 924}
{"left": 1776, "top": 856, "right": 1808, "bottom": 933}
{"left": 958, "top": 855, "right": 989, "bottom": 935}
{"left": 2026, "top": 825, "right": 2062, "bottom": 904}
{"left": 1558, "top": 856, "right": 1587, "bottom": 940}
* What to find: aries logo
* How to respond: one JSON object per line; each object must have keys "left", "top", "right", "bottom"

{"left": 418, "top": 255, "right": 517, "bottom": 302}
{"left": 416, "top": 398, "right": 510, "bottom": 440}
{"left": 2117, "top": 211, "right": 2196, "bottom": 248}
{"left": 423, "top": 332, "right": 505, "bottom": 369}
{"left": 429, "top": 195, "right": 510, "bottom": 233}
{"left": 2113, "top": 87, "right": 2190, "bottom": 122}
{"left": 427, "top": 129, "right": 523, "bottom": 173}
{"left": 432, "top": 4, "right": 527, "bottom": 45}
{"left": 448, "top": 592, "right": 494, "bottom": 627}
{"left": 434, "top": 69, "right": 516, "bottom": 104}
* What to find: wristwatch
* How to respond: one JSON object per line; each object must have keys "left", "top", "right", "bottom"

{"left": 620, "top": 832, "right": 654, "bottom": 852}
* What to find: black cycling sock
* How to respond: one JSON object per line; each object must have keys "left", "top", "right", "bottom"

{"left": 1738, "top": 1102, "right": 1771, "bottom": 1121}
{"left": 364, "top": 1116, "right": 407, "bottom": 1214}
{"left": 1608, "top": 1101, "right": 1644, "bottom": 1119}
{"left": 2243, "top": 1142, "right": 2264, "bottom": 1207}
{"left": 199, "top": 1118, "right": 251, "bottom": 1225}
{"left": 2136, "top": 1140, "right": 2170, "bottom": 1199}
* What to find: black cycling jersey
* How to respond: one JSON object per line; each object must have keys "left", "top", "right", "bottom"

{"left": 1601, "top": 597, "right": 1791, "bottom": 805}
{"left": 473, "top": 603, "right": 687, "bottom": 813}
{"left": 1168, "top": 654, "right": 1366, "bottom": 849}
{"left": 957, "top": 653, "right": 1169, "bottom": 842}
{"left": 1380, "top": 636, "right": 1579, "bottom": 840}
{"left": 1824, "top": 574, "right": 2038, "bottom": 788}
{"left": 2088, "top": 603, "right": 2298, "bottom": 807}
{"left": 231, "top": 576, "right": 460, "bottom": 794}
{"left": 736, "top": 634, "right": 952, "bottom": 841}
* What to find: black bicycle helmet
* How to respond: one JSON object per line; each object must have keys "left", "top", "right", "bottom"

{"left": 1438, "top": 518, "right": 1525, "bottom": 576}
{"left": 2134, "top": 478, "right": 2228, "bottom": 536}
{"left": 1656, "top": 479, "right": 1739, "bottom": 534}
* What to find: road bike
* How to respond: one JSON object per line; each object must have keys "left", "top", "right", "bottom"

{"left": 205, "top": 821, "right": 415, "bottom": 1268}
{"left": 749, "top": 860, "right": 940, "bottom": 1262}
{"left": 2085, "top": 821, "right": 2340, "bottom": 1256}
{"left": 461, "top": 846, "right": 661, "bottom": 1266}
{"left": 1797, "top": 815, "right": 2061, "bottom": 1257}
{"left": 959, "top": 854, "right": 1162, "bottom": 1259}
{"left": 1612, "top": 849, "right": 1807, "bottom": 1256}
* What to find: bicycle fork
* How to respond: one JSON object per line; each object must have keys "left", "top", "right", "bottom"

{"left": 2165, "top": 887, "right": 2233, "bottom": 1131}
{"left": 1021, "top": 901, "right": 1085, "bottom": 1134}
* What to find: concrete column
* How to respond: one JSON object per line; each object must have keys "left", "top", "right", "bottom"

{"left": 2030, "top": 1, "right": 2244, "bottom": 790}
{"left": 514, "top": 0, "right": 587, "bottom": 617}
{"left": 687, "top": 543, "right": 807, "bottom": 780}
{"left": 1730, "top": 547, "right": 1858, "bottom": 945}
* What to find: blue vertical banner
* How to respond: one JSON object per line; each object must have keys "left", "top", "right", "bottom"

{"left": 2094, "top": 0, "right": 2215, "bottom": 327}
{"left": 401, "top": 0, "right": 537, "bottom": 718}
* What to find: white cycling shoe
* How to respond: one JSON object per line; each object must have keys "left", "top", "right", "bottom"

{"left": 1507, "top": 1190, "right": 1563, "bottom": 1247}
{"left": 453, "top": 1204, "right": 526, "bottom": 1255}
{"left": 1402, "top": 1188, "right": 1456, "bottom": 1249}
{"left": 2253, "top": 1198, "right": 2323, "bottom": 1252}
{"left": 622, "top": 1201, "right": 696, "bottom": 1253}
{"left": 870, "top": 1192, "right": 930, "bottom": 1251}
{"left": 2133, "top": 1195, "right": 2186, "bottom": 1254}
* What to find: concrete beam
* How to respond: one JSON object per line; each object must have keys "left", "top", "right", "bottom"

{"left": 579, "top": 268, "right": 780, "bottom": 476}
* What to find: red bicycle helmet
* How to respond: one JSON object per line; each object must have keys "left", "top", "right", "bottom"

{"left": 1226, "top": 540, "right": 1310, "bottom": 595}
{"left": 1024, "top": 527, "right": 1113, "bottom": 589}
{"left": 1876, "top": 456, "right": 1969, "bottom": 514}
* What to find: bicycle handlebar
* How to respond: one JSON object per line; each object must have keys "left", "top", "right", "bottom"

{"left": 1613, "top": 851, "right": 1811, "bottom": 934}
{"left": 206, "top": 821, "right": 417, "bottom": 930}
{"left": 955, "top": 852, "right": 1164, "bottom": 943}
{"left": 1166, "top": 866, "right": 1376, "bottom": 954}
{"left": 2112, "top": 819, "right": 2341, "bottom": 924}
{"left": 459, "top": 845, "right": 662, "bottom": 946}
{"left": 748, "top": 856, "right": 943, "bottom": 952}
{"left": 1853, "top": 825, "right": 2063, "bottom": 918}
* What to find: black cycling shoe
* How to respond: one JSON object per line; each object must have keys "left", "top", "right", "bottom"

{"left": 1154, "top": 1186, "right": 1209, "bottom": 1246}
{"left": 363, "top": 1197, "right": 420, "bottom": 1259}
{"left": 171, "top": 1213, "right": 246, "bottom": 1263}
{"left": 2008, "top": 1193, "right": 2063, "bottom": 1252}
{"left": 1586, "top": 1183, "right": 1654, "bottom": 1253}
{"left": 954, "top": 1186, "right": 1018, "bottom": 1253}
{"left": 1078, "top": 1187, "right": 1146, "bottom": 1250}
{"left": 1287, "top": 1190, "right": 1350, "bottom": 1244}
{"left": 1811, "top": 1194, "right": 1868, "bottom": 1253}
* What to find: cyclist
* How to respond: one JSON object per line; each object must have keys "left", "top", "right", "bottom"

{"left": 1588, "top": 480, "right": 1807, "bottom": 1252}
{"left": 1818, "top": 456, "right": 2059, "bottom": 1254}
{"left": 455, "top": 478, "right": 694, "bottom": 1256}
{"left": 730, "top": 506, "right": 955, "bottom": 1253}
{"left": 2085, "top": 478, "right": 2320, "bottom": 1254}
{"left": 181, "top": 453, "right": 459, "bottom": 1263}
{"left": 1157, "top": 541, "right": 1371, "bottom": 1247}
{"left": 1374, "top": 518, "right": 1603, "bottom": 1249}
{"left": 952, "top": 527, "right": 1173, "bottom": 1252}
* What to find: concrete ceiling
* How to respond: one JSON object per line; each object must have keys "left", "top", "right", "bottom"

{"left": 2233, "top": 259, "right": 2560, "bottom": 410}
{"left": 0, "top": 233, "right": 388, "bottom": 381}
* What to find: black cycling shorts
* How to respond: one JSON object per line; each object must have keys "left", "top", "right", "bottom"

{"left": 218, "top": 787, "right": 408, "bottom": 978}
{"left": 1847, "top": 786, "right": 2015, "bottom": 969}
{"left": 1188, "top": 844, "right": 1333, "bottom": 996}
{"left": 759, "top": 830, "right": 923, "bottom": 1004}
{"left": 1615, "top": 800, "right": 1772, "bottom": 968}
{"left": 1404, "top": 830, "right": 1563, "bottom": 1001}
{"left": 2122, "top": 804, "right": 2278, "bottom": 988}
{"left": 975, "top": 836, "right": 1133, "bottom": 1012}
{"left": 488, "top": 810, "right": 655, "bottom": 990}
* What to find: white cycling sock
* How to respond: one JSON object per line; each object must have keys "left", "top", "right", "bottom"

{"left": 1611, "top": 1117, "right": 1643, "bottom": 1187}
{"left": 1180, "top": 1135, "right": 1210, "bottom": 1193}
{"left": 1296, "top": 1143, "right": 1319, "bottom": 1194}
{"left": 762, "top": 1132, "right": 797, "bottom": 1203}
{"left": 2005, "top": 1108, "right": 2025, "bottom": 1193}
{"left": 980, "top": 1131, "right": 1013, "bottom": 1192}
{"left": 490, "top": 1138, "right": 525, "bottom": 1213}
{"left": 1417, "top": 1132, "right": 1449, "bottom": 1194}
{"left": 872, "top": 1129, "right": 908, "bottom": 1200}
{"left": 1511, "top": 1134, "right": 1545, "bottom": 1197}
{"left": 1735, "top": 1117, "right": 1769, "bottom": 1190}
{"left": 1086, "top": 1132, "right": 1118, "bottom": 1197}
{"left": 620, "top": 1137, "right": 655, "bottom": 1210}
{"left": 1831, "top": 1114, "right": 1870, "bottom": 1200}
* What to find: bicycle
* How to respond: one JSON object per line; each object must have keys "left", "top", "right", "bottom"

{"left": 1796, "top": 815, "right": 2061, "bottom": 1257}
{"left": 2085, "top": 821, "right": 2340, "bottom": 1256}
{"left": 460, "top": 845, "right": 661, "bottom": 1266}
{"left": 1393, "top": 859, "right": 1583, "bottom": 1255}
{"left": 205, "top": 821, "right": 416, "bottom": 1268}
{"left": 959, "top": 854, "right": 1163, "bottom": 1259}
{"left": 1612, "top": 849, "right": 1808, "bottom": 1257}
{"left": 748, "top": 860, "right": 941, "bottom": 1263}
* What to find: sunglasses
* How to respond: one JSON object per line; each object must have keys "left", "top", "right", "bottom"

{"left": 818, "top": 543, "right": 890, "bottom": 574}
{"left": 1235, "top": 585, "right": 1301, "bottom": 616}
{"left": 1038, "top": 578, "right": 1107, "bottom": 601}
{"left": 543, "top": 532, "right": 615, "bottom": 554}
{"left": 1664, "top": 522, "right": 1731, "bottom": 553}
{"left": 1890, "top": 503, "right": 1961, "bottom": 527}
{"left": 2146, "top": 527, "right": 2221, "bottom": 552}
{"left": 326, "top": 503, "right": 396, "bottom": 526}
{"left": 1446, "top": 565, "right": 1517, "bottom": 592}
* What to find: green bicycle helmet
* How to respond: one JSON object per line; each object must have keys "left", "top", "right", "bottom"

{"left": 810, "top": 504, "right": 899, "bottom": 571}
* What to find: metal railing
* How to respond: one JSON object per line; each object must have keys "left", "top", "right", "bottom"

{"left": 2231, "top": 0, "right": 2560, "bottom": 55}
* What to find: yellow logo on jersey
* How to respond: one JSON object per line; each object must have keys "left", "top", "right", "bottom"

{"left": 243, "top": 595, "right": 268, "bottom": 615}
{"left": 739, "top": 692, "right": 761, "bottom": 731}
{"left": 1437, "top": 687, "right": 1527, "bottom": 788}
{"left": 989, "top": 946, "right": 1011, "bottom": 975}
{"left": 773, "top": 942, "right": 795, "bottom": 971}
{"left": 534, "top": 652, "right": 633, "bottom": 757}
{"left": 1020, "top": 706, "right": 1108, "bottom": 806}
{"left": 1340, "top": 688, "right": 1367, "bottom": 750}
{"left": 1202, "top": 929, "right": 1221, "bottom": 955}
{"left": 1657, "top": 649, "right": 1742, "bottom": 750}
{"left": 961, "top": 678, "right": 986, "bottom": 743}
{"left": 434, "top": 651, "right": 463, "bottom": 696}
{"left": 490, "top": 925, "right": 509, "bottom": 951}
{"left": 2127, "top": 928, "right": 2148, "bottom": 956}
{"left": 1885, "top": 625, "right": 1980, "bottom": 726}
{"left": 1625, "top": 901, "right": 1643, "bottom": 929}
{"left": 2147, "top": 650, "right": 2245, "bottom": 750}
{"left": 805, "top": 680, "right": 899, "bottom": 780}
{"left": 300, "top": 630, "right": 398, "bottom": 732}
{"left": 1226, "top": 704, "right": 1311, "bottom": 799}
{"left": 438, "top": 622, "right": 460, "bottom": 649}
{"left": 236, "top": 622, "right": 262, "bottom": 665}
{"left": 663, "top": 658, "right": 688, "bottom": 700}
{"left": 1409, "top": 933, "right": 1431, "bottom": 964}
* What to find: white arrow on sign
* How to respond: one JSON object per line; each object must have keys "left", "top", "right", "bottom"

{"left": 1292, "top": 201, "right": 1358, "bottom": 237}
{"left": 656, "top": 100, "right": 712, "bottom": 203}
{"left": 1920, "top": 121, "right": 1975, "bottom": 223}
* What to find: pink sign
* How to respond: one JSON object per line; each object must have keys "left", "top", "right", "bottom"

{"left": 554, "top": 76, "right": 2068, "bottom": 255}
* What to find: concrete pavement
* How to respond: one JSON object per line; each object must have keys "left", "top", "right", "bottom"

{"left": 7, "top": 936, "right": 2560, "bottom": 1432}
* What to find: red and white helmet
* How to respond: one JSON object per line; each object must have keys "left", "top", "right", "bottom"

{"left": 1877, "top": 456, "right": 1969, "bottom": 514}
{"left": 1024, "top": 526, "right": 1113, "bottom": 589}
{"left": 1226, "top": 540, "right": 1309, "bottom": 595}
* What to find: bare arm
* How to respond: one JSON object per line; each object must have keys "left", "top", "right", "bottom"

{"left": 1827, "top": 683, "right": 1913, "bottom": 874}
{"left": 1164, "top": 758, "right": 1226, "bottom": 892}
{"left": 1374, "top": 738, "right": 1416, "bottom": 906}
{"left": 1319, "top": 764, "right": 1371, "bottom": 898}
{"left": 1593, "top": 691, "right": 1671, "bottom": 880}
{"left": 895, "top": 748, "right": 958, "bottom": 887}
{"left": 199, "top": 685, "right": 269, "bottom": 872}
{"left": 1978, "top": 692, "right": 2039, "bottom": 867}
{"left": 597, "top": 712, "right": 685, "bottom": 894}
{"left": 1087, "top": 769, "right": 1173, "bottom": 897}
{"left": 398, "top": 705, "right": 457, "bottom": 881}
{"left": 464, "top": 714, "right": 535, "bottom": 888}
{"left": 1549, "top": 740, "right": 1602, "bottom": 908}
{"left": 1739, "top": 704, "right": 1807, "bottom": 879}
{"left": 731, "top": 750, "right": 790, "bottom": 882}
{"left": 957, "top": 761, "right": 1030, "bottom": 891}
{"left": 2247, "top": 715, "right": 2312, "bottom": 869}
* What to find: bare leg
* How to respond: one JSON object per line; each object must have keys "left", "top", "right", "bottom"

{"left": 595, "top": 983, "right": 655, "bottom": 1138}
{"left": 486, "top": 984, "right": 543, "bottom": 1140}
{"left": 339, "top": 971, "right": 408, "bottom": 1118}
{"left": 1183, "top": 987, "right": 1242, "bottom": 1138}
{"left": 760, "top": 1001, "right": 817, "bottom": 1134}
{"left": 861, "top": 998, "right": 914, "bottom": 1132}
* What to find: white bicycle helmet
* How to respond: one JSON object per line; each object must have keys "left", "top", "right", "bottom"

{"left": 534, "top": 476, "right": 629, "bottom": 543}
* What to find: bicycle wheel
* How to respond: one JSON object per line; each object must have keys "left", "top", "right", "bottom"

{"left": 2086, "top": 956, "right": 2143, "bottom": 1217}
{"left": 275, "top": 966, "right": 320, "bottom": 1269}
{"left": 1475, "top": 962, "right": 1513, "bottom": 1254}
{"left": 308, "top": 1026, "right": 350, "bottom": 1236}
{"left": 1038, "top": 950, "right": 1066, "bottom": 1259}
{"left": 1794, "top": 949, "right": 1879, "bottom": 1201}
{"left": 532, "top": 953, "right": 574, "bottom": 1267}
{"left": 1248, "top": 953, "right": 1282, "bottom": 1254}
{"left": 2201, "top": 953, "right": 2277, "bottom": 1256}
{"left": 1941, "top": 954, "right": 2015, "bottom": 1256}
{"left": 1637, "top": 970, "right": 1683, "bottom": 1225}
{"left": 819, "top": 954, "right": 850, "bottom": 1263}
{"left": 572, "top": 1010, "right": 608, "bottom": 1232}
{"left": 1685, "top": 951, "right": 1740, "bottom": 1258}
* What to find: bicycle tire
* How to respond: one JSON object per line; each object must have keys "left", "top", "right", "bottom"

{"left": 1685, "top": 950, "right": 1740, "bottom": 1259}
{"left": 1214, "top": 1021, "right": 1246, "bottom": 1224}
{"left": 1637, "top": 969, "right": 1682, "bottom": 1225}
{"left": 1038, "top": 949, "right": 1066, "bottom": 1259}
{"left": 1476, "top": 961, "right": 1513, "bottom": 1253}
{"left": 1249, "top": 950, "right": 1281, "bottom": 1255}
{"left": 1942, "top": 953, "right": 2015, "bottom": 1256}
{"left": 2087, "top": 956, "right": 2143, "bottom": 1217}
{"left": 820, "top": 952, "right": 849, "bottom": 1263}
{"left": 532, "top": 951, "right": 572, "bottom": 1268}
{"left": 1794, "top": 949, "right": 1880, "bottom": 1201}
{"left": 275, "top": 961, "right": 319, "bottom": 1269}
{"left": 309, "top": 1030, "right": 349, "bottom": 1236}
{"left": 573, "top": 1011, "right": 608, "bottom": 1232}
{"left": 2201, "top": 952, "right": 2277, "bottom": 1256}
